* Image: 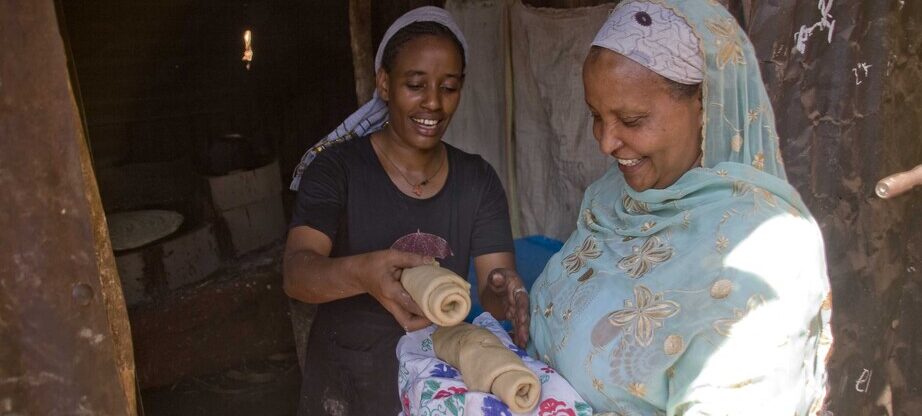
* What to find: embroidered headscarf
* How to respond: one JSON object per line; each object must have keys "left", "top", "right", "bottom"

{"left": 591, "top": 0, "right": 786, "bottom": 180}
{"left": 289, "top": 6, "right": 469, "bottom": 191}
{"left": 529, "top": 1, "right": 831, "bottom": 414}
{"left": 591, "top": 1, "right": 704, "bottom": 85}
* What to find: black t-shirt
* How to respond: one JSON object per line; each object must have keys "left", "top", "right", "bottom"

{"left": 291, "top": 135, "right": 515, "bottom": 320}
{"left": 291, "top": 136, "right": 513, "bottom": 280}
{"left": 290, "top": 137, "right": 514, "bottom": 414}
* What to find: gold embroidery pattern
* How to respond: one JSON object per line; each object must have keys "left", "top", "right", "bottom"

{"left": 753, "top": 187, "right": 778, "bottom": 207}
{"left": 731, "top": 180, "right": 754, "bottom": 196}
{"left": 593, "top": 378, "right": 605, "bottom": 392}
{"left": 664, "top": 334, "right": 685, "bottom": 356}
{"left": 821, "top": 292, "right": 833, "bottom": 311}
{"left": 733, "top": 181, "right": 778, "bottom": 208}
{"left": 715, "top": 235, "right": 730, "bottom": 252}
{"left": 568, "top": 284, "right": 600, "bottom": 323}
{"left": 544, "top": 302, "right": 555, "bottom": 318}
{"left": 666, "top": 367, "right": 676, "bottom": 379}
{"left": 747, "top": 107, "right": 763, "bottom": 122}
{"left": 605, "top": 285, "right": 680, "bottom": 347}
{"left": 710, "top": 279, "right": 733, "bottom": 299}
{"left": 581, "top": 200, "right": 602, "bottom": 233}
{"left": 731, "top": 133, "right": 743, "bottom": 152}
{"left": 706, "top": 18, "right": 745, "bottom": 69}
{"left": 729, "top": 379, "right": 755, "bottom": 389}
{"left": 640, "top": 221, "right": 657, "bottom": 233}
{"left": 622, "top": 194, "right": 651, "bottom": 215}
{"left": 563, "top": 236, "right": 602, "bottom": 275}
{"left": 628, "top": 382, "right": 647, "bottom": 398}
{"left": 577, "top": 268, "right": 596, "bottom": 283}
{"left": 752, "top": 151, "right": 765, "bottom": 171}
{"left": 551, "top": 277, "right": 601, "bottom": 353}
{"left": 582, "top": 208, "right": 599, "bottom": 230}
{"left": 713, "top": 294, "right": 766, "bottom": 336}
{"left": 617, "top": 236, "right": 674, "bottom": 278}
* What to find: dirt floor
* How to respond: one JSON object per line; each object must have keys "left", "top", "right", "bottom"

{"left": 139, "top": 350, "right": 302, "bottom": 416}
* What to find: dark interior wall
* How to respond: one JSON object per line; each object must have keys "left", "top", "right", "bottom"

{"left": 59, "top": 0, "right": 357, "bottom": 217}
{"left": 58, "top": 0, "right": 461, "bottom": 219}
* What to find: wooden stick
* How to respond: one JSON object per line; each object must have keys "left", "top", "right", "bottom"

{"left": 349, "top": 0, "right": 375, "bottom": 106}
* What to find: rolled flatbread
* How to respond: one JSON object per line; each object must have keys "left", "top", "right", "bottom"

{"left": 400, "top": 264, "right": 471, "bottom": 327}
{"left": 433, "top": 323, "right": 540, "bottom": 413}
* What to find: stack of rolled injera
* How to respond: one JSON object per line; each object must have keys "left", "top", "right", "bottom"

{"left": 433, "top": 323, "right": 541, "bottom": 413}
{"left": 400, "top": 264, "right": 472, "bottom": 326}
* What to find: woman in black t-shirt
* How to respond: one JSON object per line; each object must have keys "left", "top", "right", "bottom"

{"left": 283, "top": 7, "right": 530, "bottom": 415}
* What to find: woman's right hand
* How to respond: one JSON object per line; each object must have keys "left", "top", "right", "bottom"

{"left": 356, "top": 249, "right": 435, "bottom": 332}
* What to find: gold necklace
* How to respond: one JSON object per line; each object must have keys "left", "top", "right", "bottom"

{"left": 378, "top": 143, "right": 445, "bottom": 197}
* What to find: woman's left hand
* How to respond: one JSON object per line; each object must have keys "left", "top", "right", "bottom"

{"left": 487, "top": 268, "right": 530, "bottom": 348}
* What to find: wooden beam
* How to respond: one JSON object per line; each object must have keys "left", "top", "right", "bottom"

{"left": 349, "top": 0, "right": 375, "bottom": 105}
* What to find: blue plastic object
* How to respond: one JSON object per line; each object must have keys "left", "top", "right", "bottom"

{"left": 465, "top": 235, "right": 564, "bottom": 326}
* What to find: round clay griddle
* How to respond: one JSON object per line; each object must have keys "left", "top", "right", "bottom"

{"left": 107, "top": 210, "right": 184, "bottom": 251}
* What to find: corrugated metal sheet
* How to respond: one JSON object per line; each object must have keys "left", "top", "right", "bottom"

{"left": 749, "top": 0, "right": 922, "bottom": 413}
{"left": 0, "top": 1, "right": 136, "bottom": 413}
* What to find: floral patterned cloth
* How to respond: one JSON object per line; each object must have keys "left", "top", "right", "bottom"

{"left": 397, "top": 313, "right": 592, "bottom": 416}
{"left": 529, "top": 1, "right": 832, "bottom": 415}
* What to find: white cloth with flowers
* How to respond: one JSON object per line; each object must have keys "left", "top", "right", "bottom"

{"left": 397, "top": 313, "right": 592, "bottom": 416}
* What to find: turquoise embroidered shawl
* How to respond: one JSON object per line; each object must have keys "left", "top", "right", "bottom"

{"left": 528, "top": 1, "right": 832, "bottom": 414}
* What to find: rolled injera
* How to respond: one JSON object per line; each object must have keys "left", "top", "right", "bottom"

{"left": 401, "top": 264, "right": 472, "bottom": 327}
{"left": 433, "top": 323, "right": 540, "bottom": 413}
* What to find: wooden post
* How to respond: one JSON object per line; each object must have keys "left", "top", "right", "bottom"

{"left": 349, "top": 0, "right": 375, "bottom": 105}
{"left": 0, "top": 1, "right": 136, "bottom": 414}
{"left": 503, "top": 1, "right": 521, "bottom": 237}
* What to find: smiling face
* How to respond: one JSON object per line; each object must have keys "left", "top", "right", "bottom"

{"left": 583, "top": 47, "right": 703, "bottom": 192}
{"left": 377, "top": 34, "right": 464, "bottom": 151}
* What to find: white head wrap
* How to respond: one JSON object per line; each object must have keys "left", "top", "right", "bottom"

{"left": 591, "top": 1, "right": 704, "bottom": 85}
{"left": 290, "top": 6, "right": 468, "bottom": 191}
{"left": 375, "top": 7, "right": 469, "bottom": 73}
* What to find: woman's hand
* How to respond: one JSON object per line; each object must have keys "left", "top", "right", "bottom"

{"left": 284, "top": 228, "right": 433, "bottom": 332}
{"left": 356, "top": 249, "right": 435, "bottom": 332}
{"left": 487, "top": 268, "right": 531, "bottom": 348}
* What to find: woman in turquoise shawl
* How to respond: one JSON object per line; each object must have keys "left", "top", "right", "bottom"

{"left": 528, "top": 1, "right": 833, "bottom": 414}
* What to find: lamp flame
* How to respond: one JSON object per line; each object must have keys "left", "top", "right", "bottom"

{"left": 242, "top": 29, "right": 253, "bottom": 70}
